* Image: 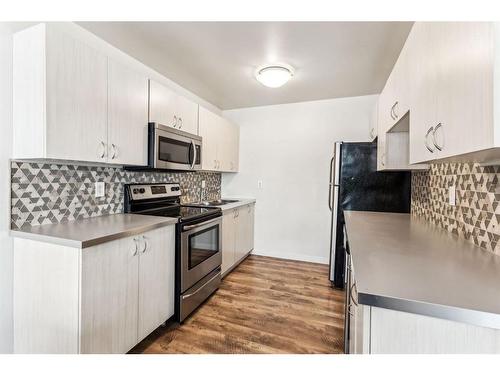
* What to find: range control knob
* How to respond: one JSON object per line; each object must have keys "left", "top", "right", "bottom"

{"left": 139, "top": 188, "right": 146, "bottom": 194}
{"left": 133, "top": 188, "right": 139, "bottom": 194}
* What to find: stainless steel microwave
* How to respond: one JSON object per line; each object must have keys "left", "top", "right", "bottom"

{"left": 148, "top": 123, "right": 202, "bottom": 171}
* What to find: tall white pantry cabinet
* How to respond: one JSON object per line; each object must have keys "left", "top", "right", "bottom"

{"left": 13, "top": 225, "right": 175, "bottom": 354}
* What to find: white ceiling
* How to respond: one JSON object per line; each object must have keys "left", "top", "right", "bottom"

{"left": 77, "top": 22, "right": 412, "bottom": 110}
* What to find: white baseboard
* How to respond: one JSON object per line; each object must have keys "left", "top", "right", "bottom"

{"left": 250, "top": 249, "right": 329, "bottom": 265}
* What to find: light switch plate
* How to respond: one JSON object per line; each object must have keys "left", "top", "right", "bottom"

{"left": 448, "top": 185, "right": 456, "bottom": 206}
{"left": 257, "top": 180, "right": 263, "bottom": 189}
{"left": 95, "top": 182, "right": 105, "bottom": 198}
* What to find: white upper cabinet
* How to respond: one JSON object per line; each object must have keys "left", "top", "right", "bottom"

{"left": 14, "top": 23, "right": 108, "bottom": 163}
{"left": 148, "top": 79, "right": 199, "bottom": 135}
{"left": 199, "top": 106, "right": 240, "bottom": 172}
{"left": 108, "top": 59, "right": 149, "bottom": 166}
{"left": 13, "top": 24, "right": 150, "bottom": 166}
{"left": 391, "top": 22, "right": 498, "bottom": 165}
{"left": 378, "top": 40, "right": 411, "bottom": 134}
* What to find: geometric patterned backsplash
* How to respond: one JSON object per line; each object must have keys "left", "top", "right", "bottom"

{"left": 11, "top": 161, "right": 221, "bottom": 229}
{"left": 411, "top": 163, "right": 500, "bottom": 254}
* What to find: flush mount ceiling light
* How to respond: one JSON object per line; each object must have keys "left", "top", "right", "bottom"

{"left": 255, "top": 63, "right": 294, "bottom": 88}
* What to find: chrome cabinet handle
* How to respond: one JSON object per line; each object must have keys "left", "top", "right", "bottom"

{"left": 369, "top": 127, "right": 375, "bottom": 139}
{"left": 132, "top": 238, "right": 139, "bottom": 256}
{"left": 381, "top": 152, "right": 386, "bottom": 167}
{"left": 390, "top": 105, "right": 395, "bottom": 120}
{"left": 172, "top": 115, "right": 178, "bottom": 128}
{"left": 392, "top": 101, "right": 399, "bottom": 119}
{"left": 178, "top": 117, "right": 183, "bottom": 129}
{"left": 98, "top": 141, "right": 106, "bottom": 159}
{"left": 425, "top": 126, "right": 435, "bottom": 153}
{"left": 111, "top": 143, "right": 117, "bottom": 160}
{"left": 140, "top": 235, "right": 148, "bottom": 253}
{"left": 350, "top": 282, "right": 358, "bottom": 306}
{"left": 432, "top": 123, "right": 444, "bottom": 151}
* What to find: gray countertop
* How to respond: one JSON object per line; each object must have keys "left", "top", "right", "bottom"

{"left": 344, "top": 211, "right": 500, "bottom": 330}
{"left": 10, "top": 214, "right": 178, "bottom": 249}
{"left": 218, "top": 198, "right": 256, "bottom": 212}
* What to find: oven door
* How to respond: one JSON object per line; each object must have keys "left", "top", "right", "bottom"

{"left": 180, "top": 217, "right": 222, "bottom": 292}
{"left": 152, "top": 124, "right": 201, "bottom": 170}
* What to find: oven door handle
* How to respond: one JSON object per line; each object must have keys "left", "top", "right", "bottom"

{"left": 182, "top": 217, "right": 220, "bottom": 232}
{"left": 182, "top": 271, "right": 220, "bottom": 300}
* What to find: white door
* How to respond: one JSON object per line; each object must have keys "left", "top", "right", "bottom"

{"left": 80, "top": 237, "right": 139, "bottom": 354}
{"left": 149, "top": 79, "right": 199, "bottom": 135}
{"left": 408, "top": 22, "right": 439, "bottom": 164}
{"left": 148, "top": 79, "right": 178, "bottom": 128}
{"left": 199, "top": 106, "right": 220, "bottom": 171}
{"left": 176, "top": 94, "right": 199, "bottom": 135}
{"left": 434, "top": 22, "right": 493, "bottom": 159}
{"left": 137, "top": 226, "right": 175, "bottom": 341}
{"left": 221, "top": 210, "right": 236, "bottom": 275}
{"left": 246, "top": 204, "right": 255, "bottom": 252}
{"left": 45, "top": 28, "right": 108, "bottom": 163}
{"left": 235, "top": 207, "right": 249, "bottom": 263}
{"left": 108, "top": 59, "right": 149, "bottom": 166}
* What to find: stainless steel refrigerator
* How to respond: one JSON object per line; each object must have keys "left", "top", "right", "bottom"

{"left": 328, "top": 142, "right": 411, "bottom": 288}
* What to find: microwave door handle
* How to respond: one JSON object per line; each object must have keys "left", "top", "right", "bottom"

{"left": 191, "top": 140, "right": 196, "bottom": 169}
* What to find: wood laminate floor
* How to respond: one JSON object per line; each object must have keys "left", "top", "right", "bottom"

{"left": 130, "top": 255, "right": 345, "bottom": 354}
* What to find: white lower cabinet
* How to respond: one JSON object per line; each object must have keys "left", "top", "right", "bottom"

{"left": 221, "top": 204, "right": 255, "bottom": 276}
{"left": 14, "top": 225, "right": 175, "bottom": 354}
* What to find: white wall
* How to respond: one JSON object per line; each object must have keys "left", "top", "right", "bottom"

{"left": 0, "top": 23, "right": 13, "bottom": 353}
{"left": 222, "top": 95, "right": 378, "bottom": 264}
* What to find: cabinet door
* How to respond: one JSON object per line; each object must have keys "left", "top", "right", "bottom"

{"left": 220, "top": 118, "right": 239, "bottom": 172}
{"left": 81, "top": 237, "right": 139, "bottom": 354}
{"left": 434, "top": 22, "right": 493, "bottom": 159}
{"left": 221, "top": 210, "right": 236, "bottom": 275}
{"left": 138, "top": 226, "right": 175, "bottom": 341}
{"left": 229, "top": 123, "right": 240, "bottom": 172}
{"left": 45, "top": 28, "right": 108, "bottom": 163}
{"left": 176, "top": 94, "right": 199, "bottom": 135}
{"left": 149, "top": 79, "right": 178, "bottom": 128}
{"left": 108, "top": 59, "right": 149, "bottom": 166}
{"left": 199, "top": 106, "right": 220, "bottom": 171}
{"left": 408, "top": 22, "right": 439, "bottom": 164}
{"left": 235, "top": 206, "right": 253, "bottom": 263}
{"left": 378, "top": 72, "right": 396, "bottom": 134}
{"left": 244, "top": 204, "right": 255, "bottom": 252}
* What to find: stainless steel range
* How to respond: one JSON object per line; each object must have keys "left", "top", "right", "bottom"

{"left": 124, "top": 183, "right": 222, "bottom": 322}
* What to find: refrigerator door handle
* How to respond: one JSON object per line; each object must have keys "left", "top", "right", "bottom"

{"left": 328, "top": 156, "right": 335, "bottom": 210}
{"left": 329, "top": 185, "right": 339, "bottom": 282}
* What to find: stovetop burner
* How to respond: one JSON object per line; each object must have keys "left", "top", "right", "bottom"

{"left": 143, "top": 204, "right": 221, "bottom": 222}
{"left": 123, "top": 183, "right": 221, "bottom": 223}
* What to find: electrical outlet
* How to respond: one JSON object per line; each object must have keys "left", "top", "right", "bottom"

{"left": 257, "top": 180, "right": 263, "bottom": 189}
{"left": 201, "top": 180, "right": 206, "bottom": 188}
{"left": 95, "top": 182, "right": 105, "bottom": 198}
{"left": 448, "top": 185, "right": 456, "bottom": 206}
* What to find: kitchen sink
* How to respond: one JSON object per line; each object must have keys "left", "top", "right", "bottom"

{"left": 194, "top": 199, "right": 239, "bottom": 206}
